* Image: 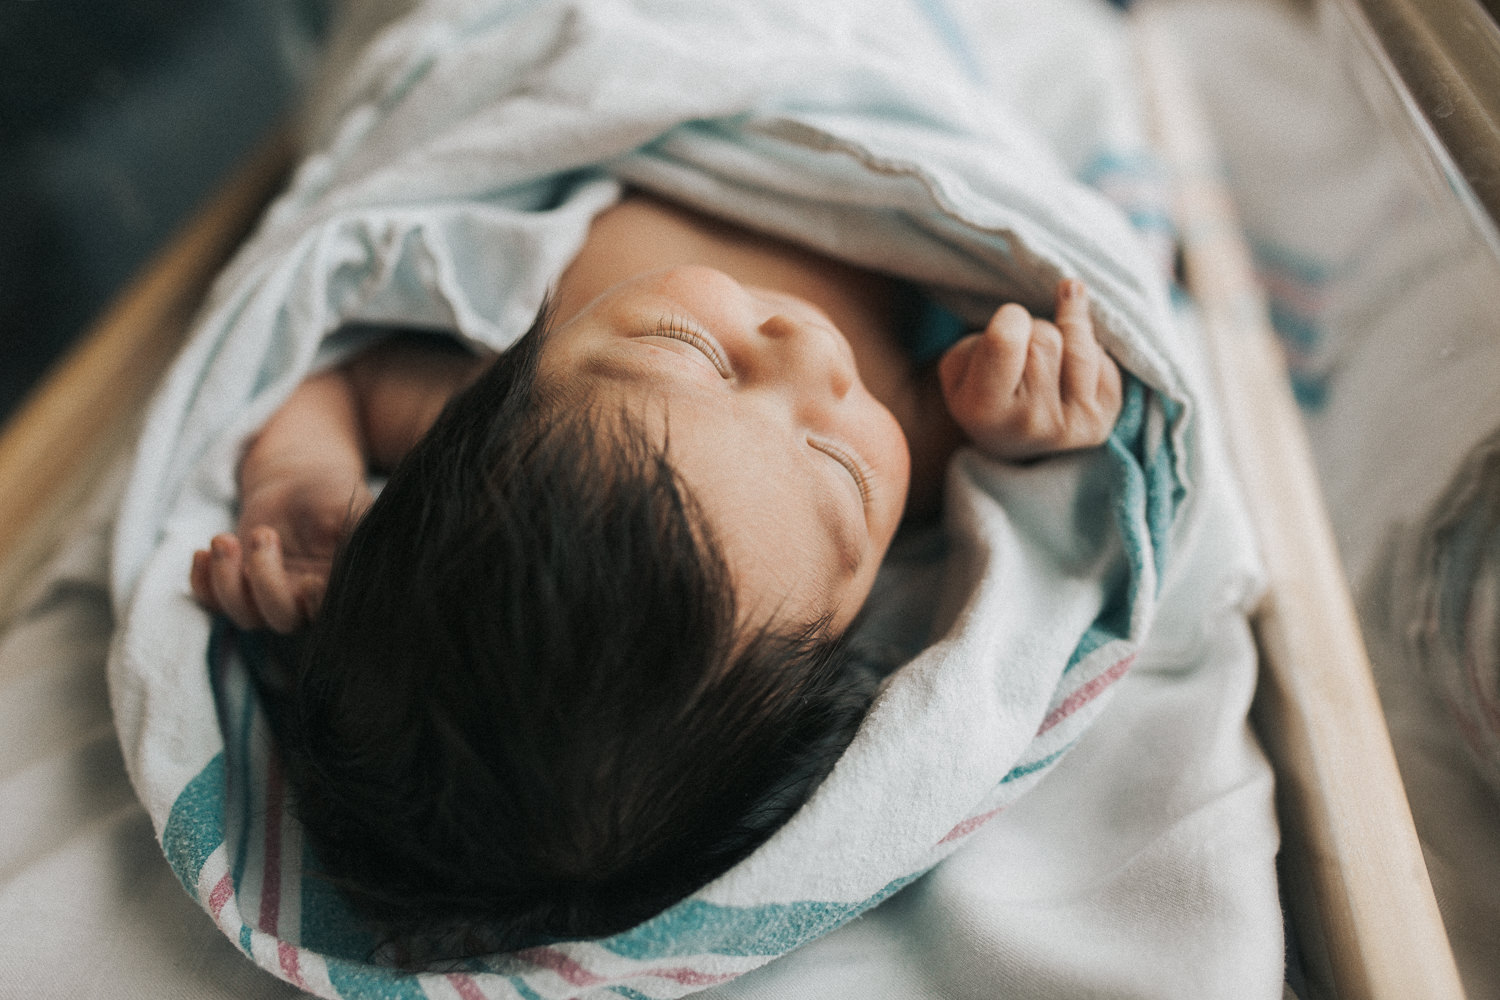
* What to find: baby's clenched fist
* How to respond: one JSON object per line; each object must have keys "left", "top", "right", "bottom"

{"left": 937, "top": 279, "right": 1122, "bottom": 462}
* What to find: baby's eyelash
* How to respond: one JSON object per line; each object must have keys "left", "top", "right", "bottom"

{"left": 808, "top": 436, "right": 873, "bottom": 506}
{"left": 651, "top": 316, "right": 732, "bottom": 377}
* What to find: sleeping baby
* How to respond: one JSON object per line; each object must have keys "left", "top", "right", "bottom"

{"left": 188, "top": 191, "right": 1122, "bottom": 960}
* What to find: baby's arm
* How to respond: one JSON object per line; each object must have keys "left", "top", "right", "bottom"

{"left": 190, "top": 336, "right": 482, "bottom": 632}
{"left": 190, "top": 369, "right": 370, "bottom": 632}
{"left": 937, "top": 279, "right": 1122, "bottom": 462}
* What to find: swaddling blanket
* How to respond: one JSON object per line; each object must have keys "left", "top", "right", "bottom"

{"left": 108, "top": 1, "right": 1219, "bottom": 997}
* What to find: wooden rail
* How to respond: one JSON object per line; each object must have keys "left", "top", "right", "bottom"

{"left": 0, "top": 129, "right": 293, "bottom": 622}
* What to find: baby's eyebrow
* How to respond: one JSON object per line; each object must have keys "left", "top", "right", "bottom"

{"left": 580, "top": 349, "right": 653, "bottom": 385}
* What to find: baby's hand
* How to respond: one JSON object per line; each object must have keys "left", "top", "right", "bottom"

{"left": 190, "top": 476, "right": 373, "bottom": 634}
{"left": 937, "top": 279, "right": 1122, "bottom": 462}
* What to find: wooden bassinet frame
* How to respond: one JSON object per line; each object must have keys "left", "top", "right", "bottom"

{"left": 0, "top": 11, "right": 1469, "bottom": 998}
{"left": 1135, "top": 11, "right": 1466, "bottom": 997}
{"left": 0, "top": 131, "right": 295, "bottom": 625}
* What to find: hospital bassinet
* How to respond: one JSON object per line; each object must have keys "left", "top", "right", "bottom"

{"left": 0, "top": 1, "right": 1491, "bottom": 997}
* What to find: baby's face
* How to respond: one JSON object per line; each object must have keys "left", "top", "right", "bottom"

{"left": 538, "top": 265, "right": 910, "bottom": 634}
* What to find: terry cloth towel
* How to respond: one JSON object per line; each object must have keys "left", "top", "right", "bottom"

{"left": 108, "top": 1, "right": 1215, "bottom": 997}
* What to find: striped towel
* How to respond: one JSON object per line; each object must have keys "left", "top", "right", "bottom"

{"left": 109, "top": 1, "right": 1198, "bottom": 996}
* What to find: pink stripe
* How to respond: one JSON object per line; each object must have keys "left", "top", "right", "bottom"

{"left": 517, "top": 948, "right": 602, "bottom": 988}
{"left": 1036, "top": 655, "right": 1134, "bottom": 736}
{"left": 260, "top": 755, "right": 285, "bottom": 934}
{"left": 517, "top": 948, "right": 737, "bottom": 989}
{"left": 277, "top": 940, "right": 304, "bottom": 988}
{"left": 640, "top": 967, "right": 737, "bottom": 988}
{"left": 447, "top": 973, "right": 488, "bottom": 1000}
{"left": 939, "top": 807, "right": 1002, "bottom": 845}
{"left": 209, "top": 872, "right": 234, "bottom": 918}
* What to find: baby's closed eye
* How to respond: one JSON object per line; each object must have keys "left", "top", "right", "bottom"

{"left": 808, "top": 434, "right": 873, "bottom": 507}
{"left": 644, "top": 315, "right": 732, "bottom": 377}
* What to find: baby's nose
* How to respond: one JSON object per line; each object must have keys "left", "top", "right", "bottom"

{"left": 758, "top": 313, "right": 855, "bottom": 398}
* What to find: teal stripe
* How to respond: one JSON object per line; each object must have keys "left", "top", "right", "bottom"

{"left": 1077, "top": 149, "right": 1161, "bottom": 186}
{"left": 1109, "top": 380, "right": 1151, "bottom": 582}
{"left": 599, "top": 872, "right": 921, "bottom": 960}
{"left": 1125, "top": 208, "right": 1174, "bottom": 234}
{"left": 1290, "top": 373, "right": 1329, "bottom": 411}
{"left": 1267, "top": 302, "right": 1323, "bottom": 352}
{"left": 1065, "top": 622, "right": 1122, "bottom": 675}
{"left": 1064, "top": 626, "right": 1108, "bottom": 672}
{"left": 325, "top": 957, "right": 432, "bottom": 1000}
{"left": 1062, "top": 374, "right": 1178, "bottom": 673}
{"left": 1001, "top": 746, "right": 1068, "bottom": 784}
{"left": 1146, "top": 408, "right": 1182, "bottom": 585}
{"left": 511, "top": 978, "right": 547, "bottom": 1000}
{"left": 162, "top": 752, "right": 227, "bottom": 892}
{"left": 1250, "top": 240, "right": 1332, "bottom": 285}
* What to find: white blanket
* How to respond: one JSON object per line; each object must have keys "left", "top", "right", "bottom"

{"left": 105, "top": 1, "right": 1282, "bottom": 997}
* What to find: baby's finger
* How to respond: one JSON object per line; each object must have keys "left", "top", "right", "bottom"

{"left": 985, "top": 303, "right": 1034, "bottom": 397}
{"left": 1055, "top": 278, "right": 1091, "bottom": 332}
{"left": 941, "top": 303, "right": 1031, "bottom": 403}
{"left": 1096, "top": 349, "right": 1124, "bottom": 417}
{"left": 244, "top": 528, "right": 303, "bottom": 633}
{"left": 207, "top": 534, "right": 262, "bottom": 631}
{"left": 1021, "top": 317, "right": 1064, "bottom": 401}
{"left": 1055, "top": 279, "right": 1100, "bottom": 405}
{"left": 190, "top": 549, "right": 219, "bottom": 610}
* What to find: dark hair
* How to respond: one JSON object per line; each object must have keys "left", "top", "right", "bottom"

{"left": 275, "top": 305, "right": 876, "bottom": 963}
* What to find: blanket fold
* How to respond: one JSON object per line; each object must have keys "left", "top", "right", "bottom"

{"left": 108, "top": 2, "right": 1225, "bottom": 997}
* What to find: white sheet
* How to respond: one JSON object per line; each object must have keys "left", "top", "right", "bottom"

{"left": 0, "top": 468, "right": 298, "bottom": 1000}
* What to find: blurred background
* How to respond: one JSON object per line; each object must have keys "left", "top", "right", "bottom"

{"left": 0, "top": 0, "right": 329, "bottom": 423}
